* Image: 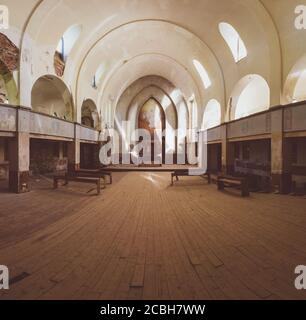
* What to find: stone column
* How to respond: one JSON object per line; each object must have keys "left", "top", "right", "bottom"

{"left": 67, "top": 124, "right": 80, "bottom": 172}
{"left": 271, "top": 109, "right": 291, "bottom": 193}
{"left": 93, "top": 142, "right": 101, "bottom": 169}
{"left": 8, "top": 109, "right": 30, "bottom": 193}
{"left": 67, "top": 140, "right": 80, "bottom": 172}
{"left": 220, "top": 124, "right": 235, "bottom": 175}
{"left": 58, "top": 141, "right": 64, "bottom": 159}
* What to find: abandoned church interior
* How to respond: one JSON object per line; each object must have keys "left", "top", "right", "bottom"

{"left": 1, "top": 0, "right": 306, "bottom": 300}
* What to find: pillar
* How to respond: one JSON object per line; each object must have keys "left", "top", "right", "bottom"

{"left": 8, "top": 133, "right": 30, "bottom": 193}
{"left": 67, "top": 139, "right": 80, "bottom": 173}
{"left": 220, "top": 124, "right": 235, "bottom": 175}
{"left": 8, "top": 110, "right": 30, "bottom": 193}
{"left": 59, "top": 141, "right": 64, "bottom": 159}
{"left": 271, "top": 109, "right": 291, "bottom": 193}
{"left": 93, "top": 142, "right": 101, "bottom": 169}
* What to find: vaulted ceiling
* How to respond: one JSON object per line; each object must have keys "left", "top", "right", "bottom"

{"left": 2, "top": 0, "right": 306, "bottom": 126}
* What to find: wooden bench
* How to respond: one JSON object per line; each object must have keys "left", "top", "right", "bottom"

{"left": 171, "top": 170, "right": 211, "bottom": 186}
{"left": 74, "top": 170, "right": 113, "bottom": 184}
{"left": 53, "top": 175, "right": 103, "bottom": 195}
{"left": 217, "top": 175, "right": 249, "bottom": 197}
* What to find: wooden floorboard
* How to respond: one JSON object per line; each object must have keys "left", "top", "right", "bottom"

{"left": 0, "top": 172, "right": 306, "bottom": 300}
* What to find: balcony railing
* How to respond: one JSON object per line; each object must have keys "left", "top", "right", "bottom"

{"left": 227, "top": 112, "right": 271, "bottom": 139}
{"left": 0, "top": 104, "right": 17, "bottom": 132}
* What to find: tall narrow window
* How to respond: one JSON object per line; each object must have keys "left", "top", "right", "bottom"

{"left": 55, "top": 24, "right": 82, "bottom": 62}
{"left": 54, "top": 25, "right": 82, "bottom": 77}
{"left": 219, "top": 22, "right": 247, "bottom": 63}
{"left": 193, "top": 60, "right": 211, "bottom": 89}
{"left": 92, "top": 64, "right": 105, "bottom": 89}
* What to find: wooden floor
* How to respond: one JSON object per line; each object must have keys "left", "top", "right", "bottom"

{"left": 0, "top": 172, "right": 306, "bottom": 300}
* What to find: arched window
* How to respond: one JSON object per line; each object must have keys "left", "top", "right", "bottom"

{"left": 219, "top": 22, "right": 247, "bottom": 63}
{"left": 56, "top": 25, "right": 82, "bottom": 62}
{"left": 230, "top": 75, "right": 270, "bottom": 120}
{"left": 293, "top": 70, "right": 306, "bottom": 102}
{"left": 283, "top": 54, "right": 306, "bottom": 103}
{"left": 193, "top": 59, "right": 211, "bottom": 89}
{"left": 202, "top": 99, "right": 221, "bottom": 130}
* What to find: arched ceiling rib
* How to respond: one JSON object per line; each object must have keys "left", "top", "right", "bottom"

{"left": 98, "top": 54, "right": 198, "bottom": 126}
{"left": 13, "top": 0, "right": 281, "bottom": 109}
{"left": 77, "top": 21, "right": 225, "bottom": 120}
{"left": 6, "top": 0, "right": 305, "bottom": 121}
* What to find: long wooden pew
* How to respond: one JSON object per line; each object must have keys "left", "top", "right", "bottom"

{"left": 171, "top": 170, "right": 211, "bottom": 186}
{"left": 74, "top": 169, "right": 113, "bottom": 184}
{"left": 53, "top": 175, "right": 104, "bottom": 195}
{"left": 217, "top": 175, "right": 250, "bottom": 197}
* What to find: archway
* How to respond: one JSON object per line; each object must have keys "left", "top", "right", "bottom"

{"left": 283, "top": 54, "right": 306, "bottom": 103}
{"left": 202, "top": 99, "right": 221, "bottom": 130}
{"left": 137, "top": 98, "right": 166, "bottom": 164}
{"left": 125, "top": 85, "right": 179, "bottom": 164}
{"left": 116, "top": 76, "right": 186, "bottom": 164}
{"left": 229, "top": 74, "right": 270, "bottom": 121}
{"left": 0, "top": 33, "right": 19, "bottom": 105}
{"left": 81, "top": 99, "right": 99, "bottom": 129}
{"left": 0, "top": 60, "right": 18, "bottom": 105}
{"left": 31, "top": 75, "right": 74, "bottom": 121}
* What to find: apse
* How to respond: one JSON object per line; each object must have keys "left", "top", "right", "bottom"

{"left": 138, "top": 98, "right": 165, "bottom": 136}
{"left": 115, "top": 76, "right": 184, "bottom": 164}
{"left": 137, "top": 98, "right": 166, "bottom": 164}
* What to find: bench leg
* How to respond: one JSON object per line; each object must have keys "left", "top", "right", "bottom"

{"left": 207, "top": 173, "right": 211, "bottom": 184}
{"left": 241, "top": 182, "right": 250, "bottom": 197}
{"left": 53, "top": 179, "right": 58, "bottom": 189}
{"left": 171, "top": 174, "right": 174, "bottom": 186}
{"left": 63, "top": 177, "right": 69, "bottom": 186}
{"left": 97, "top": 180, "right": 101, "bottom": 195}
{"left": 218, "top": 181, "right": 224, "bottom": 191}
{"left": 109, "top": 174, "right": 113, "bottom": 184}
{"left": 175, "top": 175, "right": 179, "bottom": 181}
